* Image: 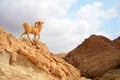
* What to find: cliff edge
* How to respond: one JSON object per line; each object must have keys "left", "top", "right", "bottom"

{"left": 0, "top": 27, "right": 81, "bottom": 80}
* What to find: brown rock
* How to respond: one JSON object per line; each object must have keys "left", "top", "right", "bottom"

{"left": 65, "top": 35, "right": 120, "bottom": 78}
{"left": 113, "top": 36, "right": 120, "bottom": 49}
{"left": 94, "top": 69, "right": 120, "bottom": 80}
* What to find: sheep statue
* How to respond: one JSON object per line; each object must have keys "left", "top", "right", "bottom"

{"left": 20, "top": 21, "right": 43, "bottom": 41}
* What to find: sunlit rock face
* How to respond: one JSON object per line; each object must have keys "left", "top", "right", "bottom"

{"left": 0, "top": 27, "right": 81, "bottom": 80}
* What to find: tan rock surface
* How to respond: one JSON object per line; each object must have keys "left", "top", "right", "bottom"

{"left": 54, "top": 53, "right": 67, "bottom": 59}
{"left": 65, "top": 35, "right": 120, "bottom": 78}
{"left": 0, "top": 27, "right": 81, "bottom": 80}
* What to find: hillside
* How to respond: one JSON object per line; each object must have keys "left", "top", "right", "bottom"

{"left": 0, "top": 27, "right": 82, "bottom": 80}
{"left": 113, "top": 36, "right": 120, "bottom": 49}
{"left": 65, "top": 35, "right": 120, "bottom": 78}
{"left": 94, "top": 68, "right": 120, "bottom": 80}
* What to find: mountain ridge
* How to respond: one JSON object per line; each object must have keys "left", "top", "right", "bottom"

{"left": 65, "top": 34, "right": 120, "bottom": 78}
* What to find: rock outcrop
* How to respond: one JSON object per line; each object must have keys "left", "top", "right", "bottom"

{"left": 94, "top": 68, "right": 120, "bottom": 80}
{"left": 65, "top": 35, "right": 120, "bottom": 78}
{"left": 0, "top": 27, "right": 81, "bottom": 80}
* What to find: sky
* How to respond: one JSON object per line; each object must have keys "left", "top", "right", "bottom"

{"left": 0, "top": 0, "right": 120, "bottom": 53}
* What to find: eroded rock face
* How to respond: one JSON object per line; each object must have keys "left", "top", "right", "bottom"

{"left": 113, "top": 36, "right": 120, "bottom": 49}
{"left": 0, "top": 27, "right": 81, "bottom": 80}
{"left": 0, "top": 51, "right": 48, "bottom": 80}
{"left": 65, "top": 35, "right": 120, "bottom": 78}
{"left": 94, "top": 69, "right": 120, "bottom": 80}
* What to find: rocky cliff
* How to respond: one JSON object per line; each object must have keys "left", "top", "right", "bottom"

{"left": 0, "top": 27, "right": 81, "bottom": 80}
{"left": 65, "top": 35, "right": 120, "bottom": 78}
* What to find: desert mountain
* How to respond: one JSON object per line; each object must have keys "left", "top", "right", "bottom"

{"left": 113, "top": 36, "right": 120, "bottom": 49}
{"left": 0, "top": 27, "right": 82, "bottom": 80}
{"left": 65, "top": 35, "right": 120, "bottom": 78}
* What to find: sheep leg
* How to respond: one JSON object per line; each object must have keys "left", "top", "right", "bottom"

{"left": 37, "top": 34, "right": 40, "bottom": 40}
{"left": 27, "top": 34, "right": 32, "bottom": 41}
{"left": 20, "top": 32, "right": 25, "bottom": 38}
{"left": 34, "top": 35, "right": 36, "bottom": 40}
{"left": 18, "top": 32, "right": 25, "bottom": 39}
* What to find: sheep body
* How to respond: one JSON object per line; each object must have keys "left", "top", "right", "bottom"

{"left": 23, "top": 23, "right": 38, "bottom": 34}
{"left": 20, "top": 21, "right": 43, "bottom": 40}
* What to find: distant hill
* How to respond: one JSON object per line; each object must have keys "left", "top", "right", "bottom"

{"left": 54, "top": 53, "right": 67, "bottom": 59}
{"left": 65, "top": 35, "right": 120, "bottom": 78}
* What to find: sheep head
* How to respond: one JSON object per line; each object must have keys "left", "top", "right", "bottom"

{"left": 35, "top": 21, "right": 44, "bottom": 27}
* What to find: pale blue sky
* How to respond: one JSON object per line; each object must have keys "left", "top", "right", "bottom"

{"left": 0, "top": 0, "right": 119, "bottom": 53}
{"left": 68, "top": 0, "right": 119, "bottom": 39}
